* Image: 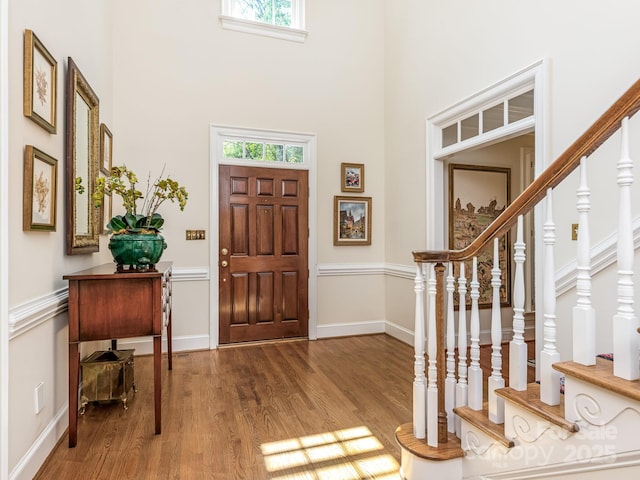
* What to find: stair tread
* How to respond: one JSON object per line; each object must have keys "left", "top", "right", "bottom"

{"left": 454, "top": 404, "right": 514, "bottom": 448}
{"left": 494, "top": 383, "right": 578, "bottom": 432}
{"left": 554, "top": 358, "right": 640, "bottom": 403}
{"left": 395, "top": 422, "right": 465, "bottom": 460}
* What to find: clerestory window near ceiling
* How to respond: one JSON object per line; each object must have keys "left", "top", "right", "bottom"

{"left": 220, "top": 0, "right": 307, "bottom": 42}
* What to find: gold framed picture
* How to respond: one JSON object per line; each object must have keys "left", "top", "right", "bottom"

{"left": 340, "top": 163, "right": 364, "bottom": 193}
{"left": 23, "top": 30, "right": 57, "bottom": 133}
{"left": 100, "top": 123, "right": 113, "bottom": 175}
{"left": 449, "top": 163, "right": 511, "bottom": 308}
{"left": 23, "top": 145, "right": 57, "bottom": 231}
{"left": 334, "top": 196, "right": 372, "bottom": 246}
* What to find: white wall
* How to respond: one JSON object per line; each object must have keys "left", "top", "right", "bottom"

{"left": 7, "top": 0, "right": 388, "bottom": 474}
{"left": 8, "top": 1, "right": 113, "bottom": 476}
{"left": 384, "top": 0, "right": 640, "bottom": 356}
{"left": 110, "top": 0, "right": 387, "bottom": 336}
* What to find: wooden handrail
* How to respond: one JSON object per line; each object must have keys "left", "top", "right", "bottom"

{"left": 413, "top": 78, "right": 640, "bottom": 264}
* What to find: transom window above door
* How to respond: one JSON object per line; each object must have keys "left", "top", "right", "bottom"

{"left": 220, "top": 0, "right": 307, "bottom": 42}
{"left": 441, "top": 89, "right": 534, "bottom": 150}
{"left": 213, "top": 126, "right": 312, "bottom": 170}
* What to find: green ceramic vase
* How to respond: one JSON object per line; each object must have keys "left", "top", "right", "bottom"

{"left": 108, "top": 233, "right": 167, "bottom": 271}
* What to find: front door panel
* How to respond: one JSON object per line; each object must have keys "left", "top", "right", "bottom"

{"left": 219, "top": 165, "right": 308, "bottom": 344}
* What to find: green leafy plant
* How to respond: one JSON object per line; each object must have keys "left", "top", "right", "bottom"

{"left": 93, "top": 165, "right": 188, "bottom": 234}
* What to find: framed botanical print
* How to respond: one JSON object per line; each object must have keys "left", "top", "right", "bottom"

{"left": 23, "top": 30, "right": 57, "bottom": 133}
{"left": 23, "top": 145, "right": 57, "bottom": 231}
{"left": 449, "top": 163, "right": 511, "bottom": 307}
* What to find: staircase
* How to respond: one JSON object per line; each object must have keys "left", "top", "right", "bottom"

{"left": 396, "top": 79, "right": 640, "bottom": 479}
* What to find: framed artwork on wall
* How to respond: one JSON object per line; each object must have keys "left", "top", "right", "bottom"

{"left": 23, "top": 29, "right": 57, "bottom": 133}
{"left": 100, "top": 123, "right": 113, "bottom": 175}
{"left": 334, "top": 196, "right": 372, "bottom": 246}
{"left": 23, "top": 145, "right": 57, "bottom": 231}
{"left": 449, "top": 163, "right": 511, "bottom": 308}
{"left": 340, "top": 163, "right": 364, "bottom": 193}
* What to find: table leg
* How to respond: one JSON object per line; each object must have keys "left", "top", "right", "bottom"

{"left": 153, "top": 335, "right": 161, "bottom": 434}
{"left": 68, "top": 342, "right": 79, "bottom": 447}
{"left": 167, "top": 309, "right": 173, "bottom": 371}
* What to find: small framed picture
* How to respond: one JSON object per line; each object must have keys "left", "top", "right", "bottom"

{"left": 100, "top": 123, "right": 113, "bottom": 175}
{"left": 334, "top": 196, "right": 372, "bottom": 246}
{"left": 97, "top": 190, "right": 112, "bottom": 235}
{"left": 23, "top": 30, "right": 57, "bottom": 133}
{"left": 23, "top": 145, "right": 57, "bottom": 231}
{"left": 341, "top": 162, "right": 364, "bottom": 193}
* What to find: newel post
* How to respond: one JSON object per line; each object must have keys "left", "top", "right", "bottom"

{"left": 434, "top": 262, "right": 448, "bottom": 443}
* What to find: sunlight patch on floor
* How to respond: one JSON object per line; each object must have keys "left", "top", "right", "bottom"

{"left": 261, "top": 426, "right": 401, "bottom": 479}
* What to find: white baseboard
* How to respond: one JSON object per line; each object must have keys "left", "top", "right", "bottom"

{"left": 385, "top": 321, "right": 415, "bottom": 346}
{"left": 316, "top": 320, "right": 386, "bottom": 338}
{"left": 383, "top": 322, "right": 536, "bottom": 349}
{"left": 116, "top": 334, "right": 210, "bottom": 355}
{"left": 10, "top": 405, "right": 67, "bottom": 480}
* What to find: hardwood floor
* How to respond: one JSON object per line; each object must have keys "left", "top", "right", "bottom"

{"left": 34, "top": 335, "right": 536, "bottom": 479}
{"left": 35, "top": 335, "right": 413, "bottom": 480}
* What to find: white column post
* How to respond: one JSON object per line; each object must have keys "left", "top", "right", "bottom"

{"left": 509, "top": 215, "right": 528, "bottom": 390}
{"left": 412, "top": 264, "right": 426, "bottom": 439}
{"left": 613, "top": 117, "right": 640, "bottom": 380}
{"left": 540, "top": 189, "right": 562, "bottom": 406}
{"left": 445, "top": 262, "right": 457, "bottom": 433}
{"left": 488, "top": 238, "right": 505, "bottom": 424}
{"left": 573, "top": 156, "right": 596, "bottom": 366}
{"left": 468, "top": 257, "right": 483, "bottom": 410}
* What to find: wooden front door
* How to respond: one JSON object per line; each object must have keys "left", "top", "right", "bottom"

{"left": 219, "top": 165, "right": 309, "bottom": 344}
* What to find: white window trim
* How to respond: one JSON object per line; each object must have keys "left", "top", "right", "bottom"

{"left": 216, "top": 126, "right": 311, "bottom": 169}
{"left": 426, "top": 59, "right": 547, "bottom": 250}
{"left": 209, "top": 125, "right": 318, "bottom": 348}
{"left": 219, "top": 0, "right": 307, "bottom": 43}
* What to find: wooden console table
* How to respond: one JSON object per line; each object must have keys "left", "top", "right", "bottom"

{"left": 64, "top": 262, "right": 173, "bottom": 447}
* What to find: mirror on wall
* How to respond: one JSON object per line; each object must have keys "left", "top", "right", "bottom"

{"left": 65, "top": 57, "right": 100, "bottom": 254}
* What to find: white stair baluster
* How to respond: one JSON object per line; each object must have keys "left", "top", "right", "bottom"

{"left": 412, "top": 264, "right": 426, "bottom": 439}
{"left": 455, "top": 262, "right": 468, "bottom": 437}
{"left": 614, "top": 117, "right": 640, "bottom": 380}
{"left": 427, "top": 264, "right": 439, "bottom": 447}
{"left": 488, "top": 238, "right": 505, "bottom": 424}
{"left": 445, "top": 262, "right": 457, "bottom": 433}
{"left": 540, "top": 189, "right": 561, "bottom": 406}
{"left": 468, "top": 257, "right": 483, "bottom": 410}
{"left": 574, "top": 156, "right": 596, "bottom": 366}
{"left": 509, "top": 215, "right": 528, "bottom": 390}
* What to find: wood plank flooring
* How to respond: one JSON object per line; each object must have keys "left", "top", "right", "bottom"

{"left": 34, "top": 335, "right": 535, "bottom": 479}
{"left": 35, "top": 335, "right": 414, "bottom": 480}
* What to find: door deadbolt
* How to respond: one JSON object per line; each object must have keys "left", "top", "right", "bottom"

{"left": 221, "top": 248, "right": 228, "bottom": 255}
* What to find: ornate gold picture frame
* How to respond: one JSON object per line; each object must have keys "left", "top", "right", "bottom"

{"left": 334, "top": 196, "right": 372, "bottom": 246}
{"left": 23, "top": 145, "right": 57, "bottom": 231}
{"left": 23, "top": 30, "right": 57, "bottom": 133}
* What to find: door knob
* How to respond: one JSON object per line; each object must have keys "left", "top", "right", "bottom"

{"left": 221, "top": 260, "right": 228, "bottom": 268}
{"left": 221, "top": 248, "right": 228, "bottom": 255}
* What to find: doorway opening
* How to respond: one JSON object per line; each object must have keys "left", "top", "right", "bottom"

{"left": 210, "top": 125, "right": 317, "bottom": 348}
{"left": 426, "top": 60, "right": 547, "bottom": 347}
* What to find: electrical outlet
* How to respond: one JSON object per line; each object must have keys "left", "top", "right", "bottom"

{"left": 571, "top": 223, "right": 578, "bottom": 241}
{"left": 35, "top": 382, "right": 44, "bottom": 414}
